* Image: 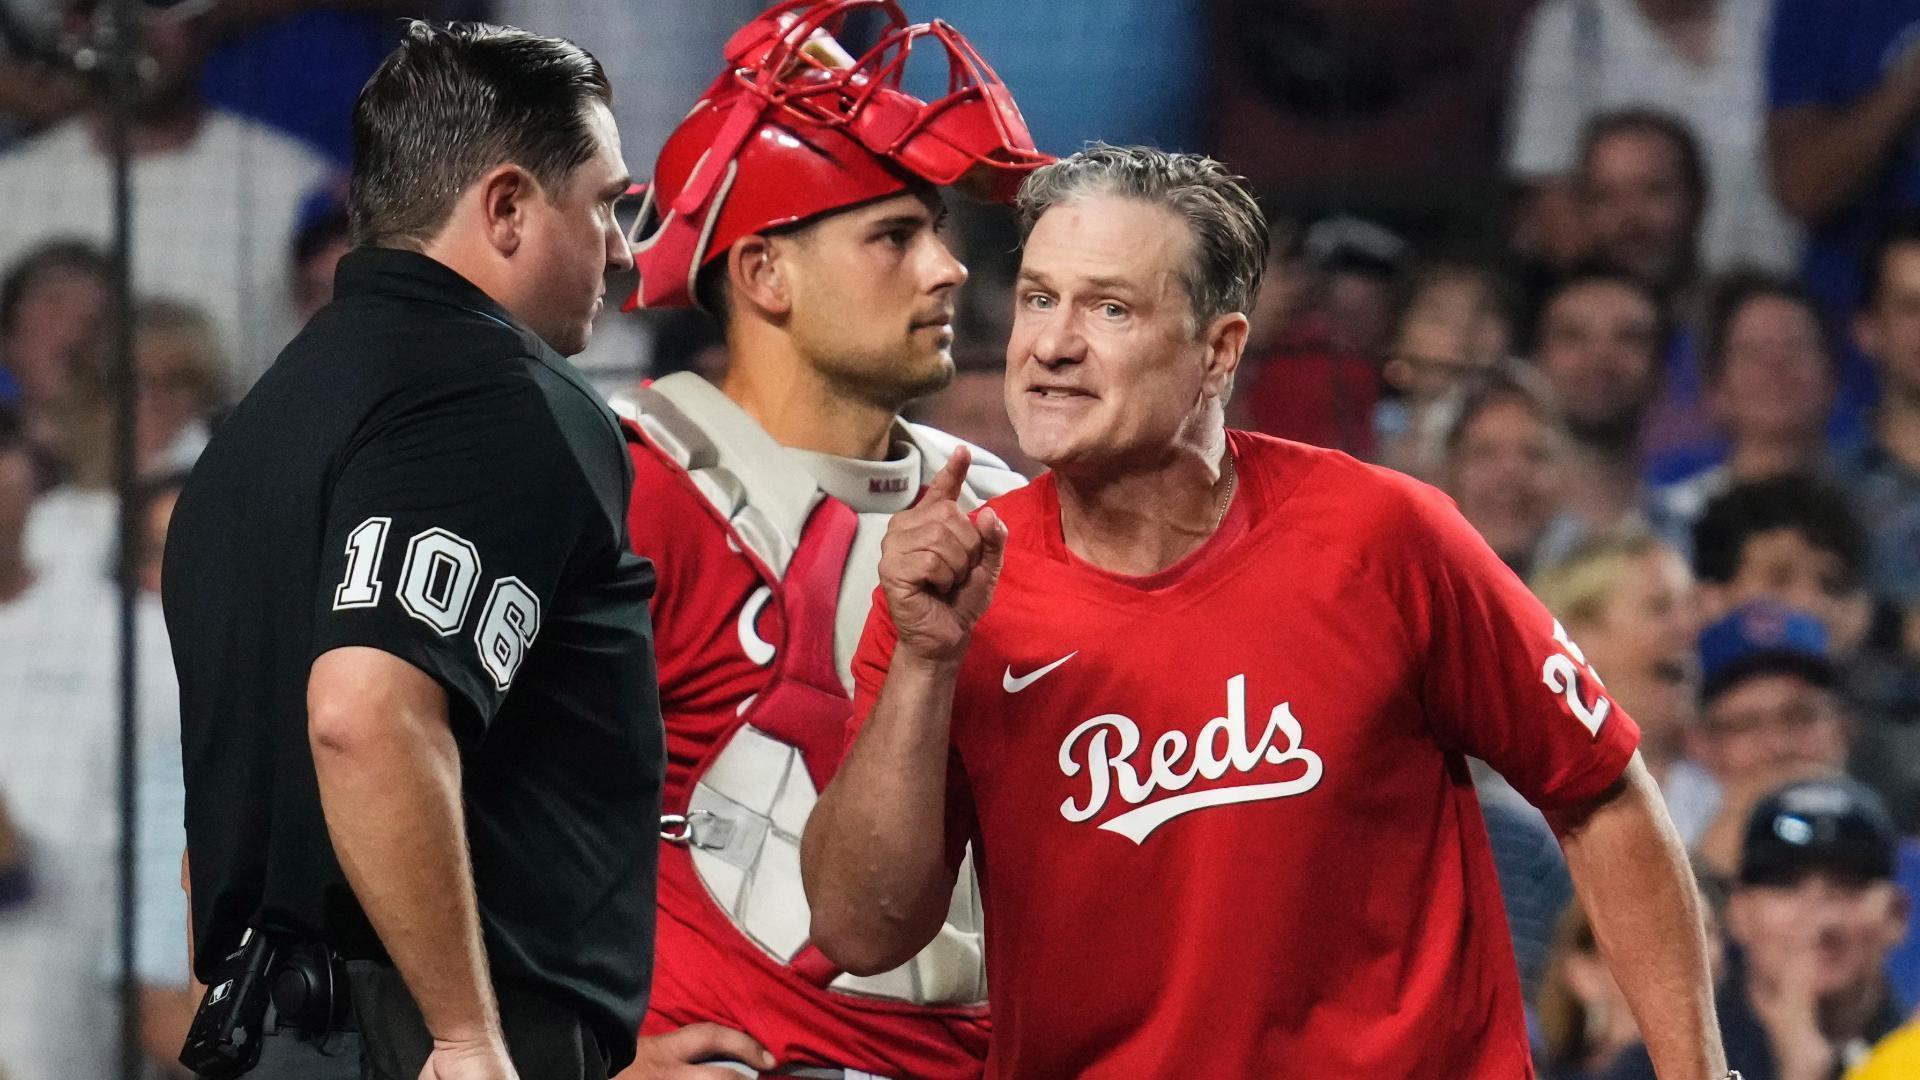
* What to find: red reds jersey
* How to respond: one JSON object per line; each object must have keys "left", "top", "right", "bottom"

{"left": 850, "top": 429, "right": 1640, "bottom": 1079}
{"left": 621, "top": 373, "right": 1017, "bottom": 1077}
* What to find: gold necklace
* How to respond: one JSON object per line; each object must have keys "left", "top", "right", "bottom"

{"left": 1214, "top": 452, "right": 1237, "bottom": 530}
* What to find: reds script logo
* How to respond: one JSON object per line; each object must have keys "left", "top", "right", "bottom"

{"left": 1057, "top": 674, "right": 1324, "bottom": 844}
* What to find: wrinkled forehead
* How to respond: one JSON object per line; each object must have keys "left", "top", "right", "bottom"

{"left": 1020, "top": 195, "right": 1194, "bottom": 296}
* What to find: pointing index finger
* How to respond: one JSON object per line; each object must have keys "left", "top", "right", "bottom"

{"left": 921, "top": 444, "right": 972, "bottom": 505}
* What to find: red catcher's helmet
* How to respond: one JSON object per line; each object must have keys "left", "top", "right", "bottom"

{"left": 623, "top": 0, "right": 1054, "bottom": 311}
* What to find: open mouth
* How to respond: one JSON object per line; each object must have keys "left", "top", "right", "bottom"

{"left": 1029, "top": 386, "right": 1092, "bottom": 400}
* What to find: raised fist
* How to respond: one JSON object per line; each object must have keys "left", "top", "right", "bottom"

{"left": 878, "top": 445, "right": 1007, "bottom": 662}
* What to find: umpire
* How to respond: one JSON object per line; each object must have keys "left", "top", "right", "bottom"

{"left": 163, "top": 22, "right": 660, "bottom": 1080}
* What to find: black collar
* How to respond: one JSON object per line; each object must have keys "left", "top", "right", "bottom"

{"left": 332, "top": 246, "right": 549, "bottom": 354}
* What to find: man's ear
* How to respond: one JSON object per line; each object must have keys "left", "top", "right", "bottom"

{"left": 476, "top": 164, "right": 534, "bottom": 257}
{"left": 1203, "top": 311, "right": 1250, "bottom": 402}
{"left": 728, "top": 234, "right": 792, "bottom": 319}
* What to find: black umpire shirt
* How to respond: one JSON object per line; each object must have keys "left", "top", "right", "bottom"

{"left": 162, "top": 247, "right": 663, "bottom": 1067}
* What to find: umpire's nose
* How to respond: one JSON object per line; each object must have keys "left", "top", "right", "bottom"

{"left": 606, "top": 209, "right": 634, "bottom": 274}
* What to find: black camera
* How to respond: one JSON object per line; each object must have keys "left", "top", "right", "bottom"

{"left": 179, "top": 929, "right": 350, "bottom": 1078}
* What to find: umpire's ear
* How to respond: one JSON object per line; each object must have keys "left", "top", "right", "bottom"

{"left": 473, "top": 163, "right": 536, "bottom": 256}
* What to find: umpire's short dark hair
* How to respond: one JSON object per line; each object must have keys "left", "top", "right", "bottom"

{"left": 349, "top": 21, "right": 613, "bottom": 248}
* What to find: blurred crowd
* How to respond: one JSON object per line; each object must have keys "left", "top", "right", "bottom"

{"left": 6, "top": 0, "right": 1920, "bottom": 1078}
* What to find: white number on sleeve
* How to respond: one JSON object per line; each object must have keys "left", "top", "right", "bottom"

{"left": 1541, "top": 619, "right": 1610, "bottom": 736}
{"left": 331, "top": 516, "right": 391, "bottom": 610}
{"left": 331, "top": 520, "right": 545, "bottom": 682}
{"left": 474, "top": 577, "right": 541, "bottom": 690}
{"left": 396, "top": 528, "right": 482, "bottom": 635}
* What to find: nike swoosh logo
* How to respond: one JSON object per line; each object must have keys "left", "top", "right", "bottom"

{"left": 1004, "top": 651, "right": 1078, "bottom": 693}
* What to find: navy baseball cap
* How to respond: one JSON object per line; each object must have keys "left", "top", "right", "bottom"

{"left": 1739, "top": 777, "right": 1898, "bottom": 887}
{"left": 1698, "top": 600, "right": 1838, "bottom": 706}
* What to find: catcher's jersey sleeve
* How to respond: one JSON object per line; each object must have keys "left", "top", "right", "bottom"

{"left": 310, "top": 369, "right": 603, "bottom": 731}
{"left": 1399, "top": 480, "right": 1641, "bottom": 809}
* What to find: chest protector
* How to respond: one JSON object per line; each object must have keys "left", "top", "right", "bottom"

{"left": 619, "top": 373, "right": 1020, "bottom": 1007}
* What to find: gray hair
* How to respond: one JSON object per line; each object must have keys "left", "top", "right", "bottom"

{"left": 1015, "top": 144, "right": 1270, "bottom": 330}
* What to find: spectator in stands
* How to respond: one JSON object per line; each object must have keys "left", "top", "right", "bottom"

{"left": 1438, "top": 364, "right": 1567, "bottom": 573}
{"left": 1847, "top": 214, "right": 1920, "bottom": 625}
{"left": 1578, "top": 111, "right": 1706, "bottom": 303}
{"left": 1693, "top": 478, "right": 1874, "bottom": 656}
{"left": 1374, "top": 260, "right": 1515, "bottom": 476}
{"left": 1569, "top": 111, "right": 1745, "bottom": 481}
{"left": 1766, "top": 0, "right": 1920, "bottom": 320}
{"left": 1687, "top": 602, "right": 1854, "bottom": 881}
{"left": 1539, "top": 903, "right": 1637, "bottom": 1080}
{"left": 1532, "top": 529, "right": 1714, "bottom": 839}
{"left": 0, "top": 239, "right": 109, "bottom": 487}
{"left": 134, "top": 299, "right": 223, "bottom": 474}
{"left": 1605, "top": 778, "right": 1908, "bottom": 1080}
{"left": 1690, "top": 476, "right": 1920, "bottom": 807}
{"left": 1537, "top": 883, "right": 1727, "bottom": 1080}
{"left": 0, "top": 404, "right": 117, "bottom": 1079}
{"left": 1235, "top": 217, "right": 1400, "bottom": 457}
{"left": 1690, "top": 476, "right": 1920, "bottom": 837}
{"left": 0, "top": 1, "right": 333, "bottom": 389}
{"left": 120, "top": 470, "right": 200, "bottom": 1078}
{"left": 1654, "top": 274, "right": 1840, "bottom": 533}
{"left": 1243, "top": 219, "right": 1312, "bottom": 361}
{"left": 1301, "top": 214, "right": 1410, "bottom": 361}
{"left": 1507, "top": 0, "right": 1800, "bottom": 278}
{"left": 1528, "top": 268, "right": 1665, "bottom": 559}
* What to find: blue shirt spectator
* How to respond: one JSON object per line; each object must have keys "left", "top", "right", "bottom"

{"left": 1767, "top": 0, "right": 1920, "bottom": 319}
{"left": 198, "top": 10, "right": 396, "bottom": 165}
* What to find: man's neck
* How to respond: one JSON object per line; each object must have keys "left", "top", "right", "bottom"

{"left": 1054, "top": 432, "right": 1230, "bottom": 577}
{"left": 719, "top": 341, "right": 899, "bottom": 462}
{"left": 86, "top": 100, "right": 204, "bottom": 159}
{"left": 1876, "top": 386, "right": 1920, "bottom": 473}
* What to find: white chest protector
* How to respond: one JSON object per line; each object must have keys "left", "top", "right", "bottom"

{"left": 614, "top": 372, "right": 1020, "bottom": 1006}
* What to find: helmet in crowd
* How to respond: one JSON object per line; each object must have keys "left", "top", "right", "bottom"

{"left": 624, "top": 0, "right": 1053, "bottom": 311}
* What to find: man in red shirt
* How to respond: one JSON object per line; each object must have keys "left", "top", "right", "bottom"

{"left": 804, "top": 145, "right": 1733, "bottom": 1078}
{"left": 611, "top": 2, "right": 1049, "bottom": 1076}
